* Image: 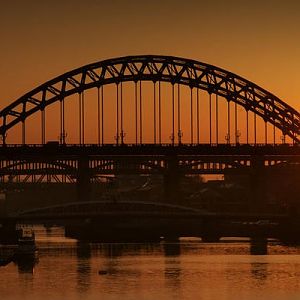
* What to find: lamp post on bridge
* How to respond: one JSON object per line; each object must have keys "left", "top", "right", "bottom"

{"left": 120, "top": 130, "right": 126, "bottom": 145}
{"left": 114, "top": 133, "right": 119, "bottom": 146}
{"left": 225, "top": 133, "right": 230, "bottom": 145}
{"left": 115, "top": 131, "right": 126, "bottom": 145}
{"left": 178, "top": 130, "right": 183, "bottom": 145}
{"left": 236, "top": 130, "right": 241, "bottom": 145}
{"left": 59, "top": 131, "right": 67, "bottom": 145}
{"left": 169, "top": 133, "right": 175, "bottom": 146}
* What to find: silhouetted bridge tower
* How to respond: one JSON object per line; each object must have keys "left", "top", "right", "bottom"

{"left": 0, "top": 55, "right": 300, "bottom": 212}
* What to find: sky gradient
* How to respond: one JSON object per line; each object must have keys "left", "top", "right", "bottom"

{"left": 1, "top": 0, "right": 300, "bottom": 143}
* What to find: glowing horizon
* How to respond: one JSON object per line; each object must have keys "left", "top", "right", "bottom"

{"left": 1, "top": 0, "right": 300, "bottom": 143}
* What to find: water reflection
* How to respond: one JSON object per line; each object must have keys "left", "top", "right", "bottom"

{"left": 44, "top": 224, "right": 52, "bottom": 235}
{"left": 77, "top": 241, "right": 91, "bottom": 259}
{"left": 3, "top": 228, "right": 300, "bottom": 300}
{"left": 15, "top": 256, "right": 38, "bottom": 274}
{"left": 250, "top": 262, "right": 268, "bottom": 283}
{"left": 163, "top": 243, "right": 181, "bottom": 297}
{"left": 97, "top": 243, "right": 160, "bottom": 258}
{"left": 103, "top": 243, "right": 127, "bottom": 258}
{"left": 76, "top": 242, "right": 91, "bottom": 295}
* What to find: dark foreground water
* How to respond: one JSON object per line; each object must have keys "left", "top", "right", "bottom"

{"left": 2, "top": 227, "right": 300, "bottom": 300}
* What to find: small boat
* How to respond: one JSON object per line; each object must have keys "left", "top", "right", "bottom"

{"left": 14, "top": 228, "right": 37, "bottom": 257}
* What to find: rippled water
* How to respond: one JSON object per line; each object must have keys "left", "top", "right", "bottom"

{"left": 2, "top": 226, "right": 300, "bottom": 300}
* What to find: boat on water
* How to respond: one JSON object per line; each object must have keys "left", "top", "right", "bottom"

{"left": 0, "top": 226, "right": 37, "bottom": 266}
{"left": 14, "top": 228, "right": 37, "bottom": 257}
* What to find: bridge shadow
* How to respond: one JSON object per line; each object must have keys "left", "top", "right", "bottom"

{"left": 250, "top": 262, "right": 268, "bottom": 283}
{"left": 76, "top": 242, "right": 91, "bottom": 295}
{"left": 163, "top": 242, "right": 182, "bottom": 296}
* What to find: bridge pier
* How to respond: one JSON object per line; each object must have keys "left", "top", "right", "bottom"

{"left": 77, "top": 156, "right": 91, "bottom": 202}
{"left": 249, "top": 156, "right": 267, "bottom": 212}
{"left": 163, "top": 155, "right": 182, "bottom": 203}
{"left": 250, "top": 236, "right": 268, "bottom": 255}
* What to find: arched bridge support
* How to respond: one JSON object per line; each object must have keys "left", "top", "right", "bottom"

{"left": 1, "top": 55, "right": 300, "bottom": 145}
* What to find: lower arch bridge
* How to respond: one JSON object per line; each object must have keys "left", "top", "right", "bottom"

{"left": 12, "top": 200, "right": 207, "bottom": 220}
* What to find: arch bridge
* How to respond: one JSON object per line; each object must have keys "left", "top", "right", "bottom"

{"left": 0, "top": 55, "right": 300, "bottom": 210}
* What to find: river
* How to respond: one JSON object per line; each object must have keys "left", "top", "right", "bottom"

{"left": 1, "top": 226, "right": 300, "bottom": 300}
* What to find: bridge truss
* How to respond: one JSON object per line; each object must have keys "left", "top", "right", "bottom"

{"left": 0, "top": 144, "right": 299, "bottom": 184}
{"left": 0, "top": 55, "right": 299, "bottom": 145}
{"left": 0, "top": 56, "right": 299, "bottom": 213}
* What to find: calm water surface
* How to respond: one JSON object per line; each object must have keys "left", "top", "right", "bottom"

{"left": 1, "top": 226, "right": 300, "bottom": 300}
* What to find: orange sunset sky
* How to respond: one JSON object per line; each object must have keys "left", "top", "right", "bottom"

{"left": 1, "top": 0, "right": 300, "bottom": 144}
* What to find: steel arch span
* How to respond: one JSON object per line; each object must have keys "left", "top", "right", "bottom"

{"left": 1, "top": 55, "right": 299, "bottom": 144}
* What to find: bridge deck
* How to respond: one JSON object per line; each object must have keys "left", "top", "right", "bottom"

{"left": 1, "top": 143, "right": 300, "bottom": 157}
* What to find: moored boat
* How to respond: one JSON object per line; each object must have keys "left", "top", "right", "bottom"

{"left": 14, "top": 228, "right": 37, "bottom": 257}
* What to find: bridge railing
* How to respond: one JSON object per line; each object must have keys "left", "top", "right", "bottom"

{"left": 0, "top": 143, "right": 298, "bottom": 148}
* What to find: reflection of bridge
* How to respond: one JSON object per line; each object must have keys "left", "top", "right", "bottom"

{"left": 1, "top": 55, "right": 300, "bottom": 240}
